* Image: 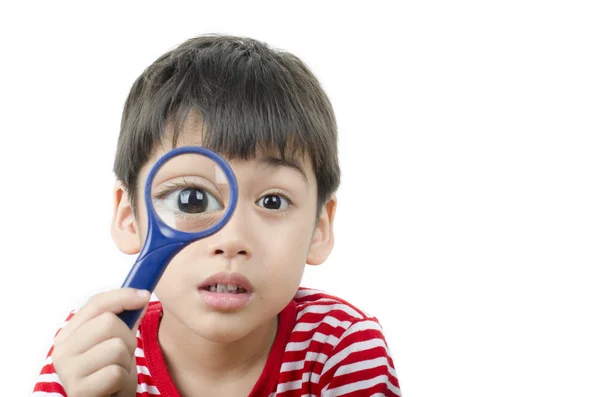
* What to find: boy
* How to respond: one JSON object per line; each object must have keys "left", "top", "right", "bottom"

{"left": 33, "top": 34, "right": 401, "bottom": 396}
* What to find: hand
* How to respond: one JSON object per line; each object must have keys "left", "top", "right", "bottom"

{"left": 51, "top": 288, "right": 151, "bottom": 397}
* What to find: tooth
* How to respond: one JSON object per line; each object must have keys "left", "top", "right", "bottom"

{"left": 216, "top": 284, "right": 226, "bottom": 293}
{"left": 227, "top": 284, "right": 237, "bottom": 292}
{"left": 210, "top": 285, "right": 217, "bottom": 292}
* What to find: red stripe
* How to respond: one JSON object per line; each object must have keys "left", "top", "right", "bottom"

{"left": 32, "top": 381, "right": 66, "bottom": 395}
{"left": 39, "top": 363, "right": 57, "bottom": 375}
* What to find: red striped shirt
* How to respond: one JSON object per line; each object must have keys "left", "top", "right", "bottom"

{"left": 33, "top": 288, "right": 401, "bottom": 396}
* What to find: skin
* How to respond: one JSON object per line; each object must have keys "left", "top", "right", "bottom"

{"left": 52, "top": 117, "right": 337, "bottom": 397}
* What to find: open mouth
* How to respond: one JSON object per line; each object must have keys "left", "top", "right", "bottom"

{"left": 202, "top": 284, "right": 249, "bottom": 294}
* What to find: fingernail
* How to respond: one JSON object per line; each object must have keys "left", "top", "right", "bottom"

{"left": 137, "top": 289, "right": 151, "bottom": 298}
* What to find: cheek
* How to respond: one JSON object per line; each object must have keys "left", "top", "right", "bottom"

{"left": 261, "top": 217, "right": 315, "bottom": 264}
{"left": 152, "top": 254, "right": 189, "bottom": 300}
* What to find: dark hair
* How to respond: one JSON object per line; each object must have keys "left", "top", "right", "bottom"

{"left": 113, "top": 34, "right": 340, "bottom": 215}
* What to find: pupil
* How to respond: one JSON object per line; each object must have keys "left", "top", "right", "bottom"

{"left": 178, "top": 188, "right": 208, "bottom": 213}
{"left": 263, "top": 195, "right": 281, "bottom": 209}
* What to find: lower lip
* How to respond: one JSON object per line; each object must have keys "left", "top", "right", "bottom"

{"left": 197, "top": 289, "right": 252, "bottom": 311}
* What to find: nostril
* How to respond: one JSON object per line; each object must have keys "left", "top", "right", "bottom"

{"left": 212, "top": 249, "right": 248, "bottom": 256}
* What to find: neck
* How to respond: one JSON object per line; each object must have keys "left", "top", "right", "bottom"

{"left": 157, "top": 310, "right": 278, "bottom": 381}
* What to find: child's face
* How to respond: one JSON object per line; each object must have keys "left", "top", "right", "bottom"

{"left": 111, "top": 123, "right": 336, "bottom": 342}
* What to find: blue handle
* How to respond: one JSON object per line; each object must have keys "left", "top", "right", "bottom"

{"left": 116, "top": 146, "right": 239, "bottom": 329}
{"left": 118, "top": 242, "right": 186, "bottom": 329}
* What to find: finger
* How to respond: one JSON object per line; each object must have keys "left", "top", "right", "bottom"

{"left": 64, "top": 312, "right": 140, "bottom": 357}
{"left": 56, "top": 288, "right": 150, "bottom": 343}
{"left": 76, "top": 337, "right": 134, "bottom": 378}
{"left": 75, "top": 364, "right": 130, "bottom": 397}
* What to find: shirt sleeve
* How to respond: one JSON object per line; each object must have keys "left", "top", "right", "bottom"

{"left": 318, "top": 318, "right": 401, "bottom": 397}
{"left": 31, "top": 311, "right": 76, "bottom": 396}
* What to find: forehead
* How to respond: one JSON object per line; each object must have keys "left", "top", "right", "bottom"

{"left": 139, "top": 112, "right": 316, "bottom": 188}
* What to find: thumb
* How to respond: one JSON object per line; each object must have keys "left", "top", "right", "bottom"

{"left": 115, "top": 289, "right": 152, "bottom": 331}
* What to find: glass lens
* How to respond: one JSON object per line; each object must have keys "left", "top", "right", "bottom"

{"left": 150, "top": 153, "right": 232, "bottom": 233}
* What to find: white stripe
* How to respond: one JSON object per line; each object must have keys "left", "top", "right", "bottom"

{"left": 137, "top": 383, "right": 161, "bottom": 394}
{"left": 280, "top": 359, "right": 305, "bottom": 372}
{"left": 305, "top": 351, "right": 329, "bottom": 364}
{"left": 322, "top": 338, "right": 389, "bottom": 376}
{"left": 135, "top": 347, "right": 145, "bottom": 357}
{"left": 390, "top": 383, "right": 403, "bottom": 396}
{"left": 338, "top": 320, "right": 392, "bottom": 355}
{"left": 285, "top": 332, "right": 339, "bottom": 351}
{"left": 32, "top": 393, "right": 65, "bottom": 397}
{"left": 35, "top": 373, "right": 62, "bottom": 384}
{"left": 332, "top": 356, "right": 400, "bottom": 392}
{"left": 275, "top": 379, "right": 303, "bottom": 393}
{"left": 296, "top": 304, "right": 363, "bottom": 321}
{"left": 340, "top": 319, "right": 384, "bottom": 336}
{"left": 44, "top": 355, "right": 53, "bottom": 365}
{"left": 335, "top": 357, "right": 391, "bottom": 376}
{"left": 294, "top": 288, "right": 324, "bottom": 298}
{"left": 137, "top": 365, "right": 151, "bottom": 376}
{"left": 324, "top": 374, "right": 397, "bottom": 396}
{"left": 280, "top": 350, "right": 330, "bottom": 374}
{"left": 293, "top": 316, "right": 353, "bottom": 333}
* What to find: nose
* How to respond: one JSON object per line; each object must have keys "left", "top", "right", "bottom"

{"left": 208, "top": 204, "right": 252, "bottom": 259}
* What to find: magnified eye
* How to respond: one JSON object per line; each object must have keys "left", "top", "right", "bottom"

{"left": 162, "top": 187, "right": 223, "bottom": 214}
{"left": 257, "top": 194, "right": 289, "bottom": 211}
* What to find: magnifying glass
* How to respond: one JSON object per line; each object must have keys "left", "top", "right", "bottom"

{"left": 117, "top": 146, "right": 238, "bottom": 329}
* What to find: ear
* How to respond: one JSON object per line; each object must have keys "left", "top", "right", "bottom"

{"left": 306, "top": 195, "right": 337, "bottom": 266}
{"left": 111, "top": 181, "right": 142, "bottom": 255}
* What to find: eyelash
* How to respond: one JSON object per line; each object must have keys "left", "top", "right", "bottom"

{"left": 258, "top": 190, "right": 294, "bottom": 210}
{"left": 154, "top": 179, "right": 220, "bottom": 200}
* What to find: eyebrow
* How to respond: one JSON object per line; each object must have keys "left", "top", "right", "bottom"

{"left": 258, "top": 156, "right": 308, "bottom": 183}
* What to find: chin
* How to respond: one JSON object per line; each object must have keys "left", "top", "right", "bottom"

{"left": 189, "top": 319, "right": 255, "bottom": 343}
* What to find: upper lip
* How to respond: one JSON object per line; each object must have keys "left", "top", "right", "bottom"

{"left": 198, "top": 272, "right": 254, "bottom": 292}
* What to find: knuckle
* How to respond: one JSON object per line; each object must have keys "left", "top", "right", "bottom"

{"left": 98, "top": 312, "right": 119, "bottom": 332}
{"left": 113, "top": 336, "right": 129, "bottom": 352}
{"left": 102, "top": 337, "right": 131, "bottom": 370}
{"left": 110, "top": 337, "right": 131, "bottom": 359}
{"left": 86, "top": 293, "right": 103, "bottom": 307}
{"left": 106, "top": 364, "right": 128, "bottom": 383}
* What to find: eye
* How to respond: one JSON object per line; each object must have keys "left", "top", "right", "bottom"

{"left": 159, "top": 187, "right": 223, "bottom": 215}
{"left": 257, "top": 194, "right": 289, "bottom": 211}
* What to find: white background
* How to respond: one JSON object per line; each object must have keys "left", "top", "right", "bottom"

{"left": 1, "top": 1, "right": 599, "bottom": 396}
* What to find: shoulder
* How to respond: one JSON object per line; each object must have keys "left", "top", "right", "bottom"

{"left": 288, "top": 287, "right": 402, "bottom": 395}
{"left": 292, "top": 287, "right": 379, "bottom": 330}
{"left": 290, "top": 287, "right": 392, "bottom": 357}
